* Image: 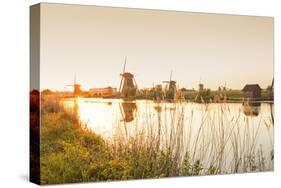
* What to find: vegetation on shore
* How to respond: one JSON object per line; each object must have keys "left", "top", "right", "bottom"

{"left": 42, "top": 87, "right": 273, "bottom": 102}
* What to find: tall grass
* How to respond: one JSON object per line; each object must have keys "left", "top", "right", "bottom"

{"left": 109, "top": 100, "right": 273, "bottom": 176}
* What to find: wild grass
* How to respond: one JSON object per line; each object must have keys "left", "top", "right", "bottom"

{"left": 40, "top": 95, "right": 111, "bottom": 184}
{"left": 39, "top": 95, "right": 274, "bottom": 184}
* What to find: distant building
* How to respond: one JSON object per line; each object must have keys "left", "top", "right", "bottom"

{"left": 242, "top": 84, "right": 261, "bottom": 99}
{"left": 89, "top": 87, "right": 117, "bottom": 98}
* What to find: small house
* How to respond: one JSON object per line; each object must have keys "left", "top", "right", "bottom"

{"left": 242, "top": 84, "right": 261, "bottom": 99}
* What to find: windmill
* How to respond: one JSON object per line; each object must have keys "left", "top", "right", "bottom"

{"left": 198, "top": 78, "right": 204, "bottom": 92}
{"left": 222, "top": 82, "right": 227, "bottom": 91}
{"left": 119, "top": 57, "right": 138, "bottom": 98}
{"left": 163, "top": 70, "right": 176, "bottom": 93}
{"left": 162, "top": 70, "right": 177, "bottom": 100}
{"left": 194, "top": 78, "right": 204, "bottom": 103}
{"left": 66, "top": 75, "right": 81, "bottom": 97}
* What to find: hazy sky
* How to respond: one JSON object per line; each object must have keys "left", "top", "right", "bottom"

{"left": 40, "top": 3, "right": 274, "bottom": 91}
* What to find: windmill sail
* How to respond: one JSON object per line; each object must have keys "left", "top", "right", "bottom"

{"left": 119, "top": 57, "right": 127, "bottom": 92}
{"left": 119, "top": 56, "right": 137, "bottom": 98}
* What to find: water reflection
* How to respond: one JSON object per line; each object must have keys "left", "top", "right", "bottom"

{"left": 120, "top": 102, "right": 137, "bottom": 122}
{"left": 242, "top": 101, "right": 261, "bottom": 116}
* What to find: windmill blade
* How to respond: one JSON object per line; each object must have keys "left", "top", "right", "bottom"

{"left": 119, "top": 77, "right": 124, "bottom": 92}
{"left": 133, "top": 77, "right": 138, "bottom": 92}
{"left": 170, "top": 70, "right": 173, "bottom": 82}
{"left": 119, "top": 56, "right": 127, "bottom": 93}
{"left": 123, "top": 56, "right": 127, "bottom": 74}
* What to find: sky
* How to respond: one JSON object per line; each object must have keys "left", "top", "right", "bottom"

{"left": 39, "top": 3, "right": 274, "bottom": 91}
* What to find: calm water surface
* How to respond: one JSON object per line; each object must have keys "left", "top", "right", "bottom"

{"left": 62, "top": 98, "right": 274, "bottom": 172}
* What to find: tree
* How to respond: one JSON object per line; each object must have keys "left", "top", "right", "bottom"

{"left": 42, "top": 89, "right": 53, "bottom": 95}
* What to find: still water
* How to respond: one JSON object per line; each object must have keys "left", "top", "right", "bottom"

{"left": 62, "top": 98, "right": 274, "bottom": 172}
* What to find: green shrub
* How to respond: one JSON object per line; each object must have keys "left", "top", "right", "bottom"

{"left": 88, "top": 160, "right": 132, "bottom": 181}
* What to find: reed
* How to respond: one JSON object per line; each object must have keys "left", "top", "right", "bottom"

{"left": 109, "top": 100, "right": 273, "bottom": 176}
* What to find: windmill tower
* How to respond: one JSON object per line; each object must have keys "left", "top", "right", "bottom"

{"left": 198, "top": 78, "right": 204, "bottom": 92}
{"left": 119, "top": 57, "right": 138, "bottom": 98}
{"left": 67, "top": 75, "right": 81, "bottom": 97}
{"left": 163, "top": 70, "right": 176, "bottom": 93}
{"left": 163, "top": 70, "right": 176, "bottom": 100}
